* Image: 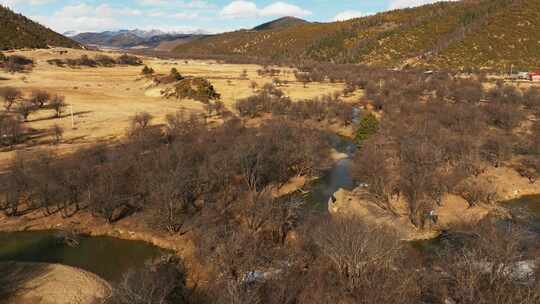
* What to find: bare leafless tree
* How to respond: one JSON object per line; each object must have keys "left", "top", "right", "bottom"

{"left": 50, "top": 95, "right": 67, "bottom": 118}
{"left": 29, "top": 89, "right": 50, "bottom": 108}
{"left": 0, "top": 87, "right": 21, "bottom": 111}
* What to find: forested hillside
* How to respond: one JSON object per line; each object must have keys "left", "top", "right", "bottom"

{"left": 0, "top": 6, "right": 80, "bottom": 50}
{"left": 174, "top": 0, "right": 540, "bottom": 70}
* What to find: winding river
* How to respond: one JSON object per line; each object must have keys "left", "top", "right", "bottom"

{"left": 0, "top": 133, "right": 536, "bottom": 283}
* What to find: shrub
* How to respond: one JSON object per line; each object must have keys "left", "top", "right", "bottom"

{"left": 116, "top": 54, "right": 142, "bottom": 66}
{"left": 14, "top": 101, "right": 35, "bottom": 121}
{"left": 46, "top": 59, "right": 65, "bottom": 67}
{"left": 480, "top": 135, "right": 512, "bottom": 167}
{"left": 2, "top": 55, "right": 33, "bottom": 73}
{"left": 486, "top": 85, "right": 522, "bottom": 104}
{"left": 130, "top": 112, "right": 153, "bottom": 130}
{"left": 6, "top": 55, "right": 33, "bottom": 66}
{"left": 170, "top": 68, "right": 183, "bottom": 81}
{"left": 141, "top": 65, "right": 154, "bottom": 75}
{"left": 67, "top": 55, "right": 96, "bottom": 67}
{"left": 522, "top": 86, "right": 540, "bottom": 110}
{"left": 250, "top": 80, "right": 258, "bottom": 92}
{"left": 456, "top": 179, "right": 498, "bottom": 207}
{"left": 51, "top": 124, "right": 64, "bottom": 144}
{"left": 517, "top": 157, "right": 540, "bottom": 184}
{"left": 240, "top": 69, "right": 248, "bottom": 79}
{"left": 95, "top": 55, "right": 116, "bottom": 67}
{"left": 355, "top": 112, "right": 379, "bottom": 144}
{"left": 172, "top": 78, "right": 220, "bottom": 103}
{"left": 109, "top": 257, "right": 190, "bottom": 304}
{"left": 484, "top": 101, "right": 523, "bottom": 130}
{"left": 0, "top": 114, "right": 23, "bottom": 146}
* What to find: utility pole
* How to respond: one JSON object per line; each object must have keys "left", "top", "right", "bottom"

{"left": 70, "top": 105, "right": 74, "bottom": 129}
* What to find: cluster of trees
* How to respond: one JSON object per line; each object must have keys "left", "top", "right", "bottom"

{"left": 47, "top": 54, "right": 142, "bottom": 68}
{"left": 1, "top": 87, "right": 66, "bottom": 121}
{"left": 257, "top": 66, "right": 281, "bottom": 77}
{"left": 0, "top": 87, "right": 66, "bottom": 147}
{"left": 153, "top": 67, "right": 185, "bottom": 85}
{"left": 0, "top": 53, "right": 33, "bottom": 73}
{"left": 0, "top": 113, "right": 329, "bottom": 223}
{"left": 236, "top": 84, "right": 354, "bottom": 126}
{"left": 107, "top": 256, "right": 195, "bottom": 304}
{"left": 108, "top": 215, "right": 540, "bottom": 304}
{"left": 170, "top": 77, "right": 221, "bottom": 104}
{"left": 350, "top": 68, "right": 540, "bottom": 228}
{"left": 141, "top": 65, "right": 155, "bottom": 76}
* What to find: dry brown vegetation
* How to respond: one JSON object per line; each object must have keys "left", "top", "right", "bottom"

{"left": 173, "top": 0, "right": 540, "bottom": 70}
{"left": 1, "top": 48, "right": 540, "bottom": 304}
{"left": 346, "top": 63, "right": 540, "bottom": 228}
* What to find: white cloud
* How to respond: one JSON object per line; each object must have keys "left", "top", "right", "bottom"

{"left": 30, "top": 3, "right": 143, "bottom": 33}
{"left": 259, "top": 2, "right": 311, "bottom": 17}
{"left": 220, "top": 0, "right": 258, "bottom": 18}
{"left": 139, "top": 0, "right": 214, "bottom": 9}
{"left": 332, "top": 10, "right": 366, "bottom": 22}
{"left": 0, "top": 0, "right": 54, "bottom": 6}
{"left": 220, "top": 1, "right": 311, "bottom": 19}
{"left": 172, "top": 12, "right": 199, "bottom": 19}
{"left": 389, "top": 0, "right": 458, "bottom": 9}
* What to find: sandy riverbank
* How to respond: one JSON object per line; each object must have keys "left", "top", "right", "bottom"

{"left": 329, "top": 165, "right": 540, "bottom": 240}
{"left": 0, "top": 262, "right": 110, "bottom": 304}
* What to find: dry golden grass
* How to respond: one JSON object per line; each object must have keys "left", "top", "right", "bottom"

{"left": 0, "top": 48, "right": 348, "bottom": 169}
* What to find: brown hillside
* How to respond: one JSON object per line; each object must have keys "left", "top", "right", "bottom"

{"left": 0, "top": 5, "right": 80, "bottom": 50}
{"left": 174, "top": 0, "right": 540, "bottom": 70}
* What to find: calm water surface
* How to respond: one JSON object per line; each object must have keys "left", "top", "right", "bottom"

{"left": 0, "top": 230, "right": 165, "bottom": 282}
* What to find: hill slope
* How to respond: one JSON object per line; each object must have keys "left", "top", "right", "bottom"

{"left": 0, "top": 5, "right": 79, "bottom": 50}
{"left": 173, "top": 0, "right": 540, "bottom": 70}
{"left": 253, "top": 16, "right": 308, "bottom": 31}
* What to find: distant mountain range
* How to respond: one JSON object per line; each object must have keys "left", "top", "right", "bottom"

{"left": 173, "top": 0, "right": 540, "bottom": 70}
{"left": 0, "top": 5, "right": 79, "bottom": 50}
{"left": 67, "top": 29, "right": 209, "bottom": 50}
{"left": 66, "top": 18, "right": 311, "bottom": 50}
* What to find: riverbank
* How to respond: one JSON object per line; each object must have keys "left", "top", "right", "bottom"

{"left": 0, "top": 209, "right": 207, "bottom": 281}
{"left": 0, "top": 262, "right": 110, "bottom": 304}
{"left": 329, "top": 165, "right": 540, "bottom": 241}
{"left": 0, "top": 210, "right": 189, "bottom": 253}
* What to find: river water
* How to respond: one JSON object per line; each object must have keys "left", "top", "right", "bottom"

{"left": 304, "top": 133, "right": 357, "bottom": 209}
{"left": 505, "top": 194, "right": 540, "bottom": 233}
{"left": 0, "top": 230, "right": 164, "bottom": 282}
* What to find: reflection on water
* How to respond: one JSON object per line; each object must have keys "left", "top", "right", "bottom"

{"left": 0, "top": 231, "right": 165, "bottom": 282}
{"left": 307, "top": 133, "right": 356, "bottom": 209}
{"left": 308, "top": 158, "right": 355, "bottom": 209}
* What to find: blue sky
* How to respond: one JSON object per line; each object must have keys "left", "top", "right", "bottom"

{"left": 0, "top": 0, "right": 450, "bottom": 33}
